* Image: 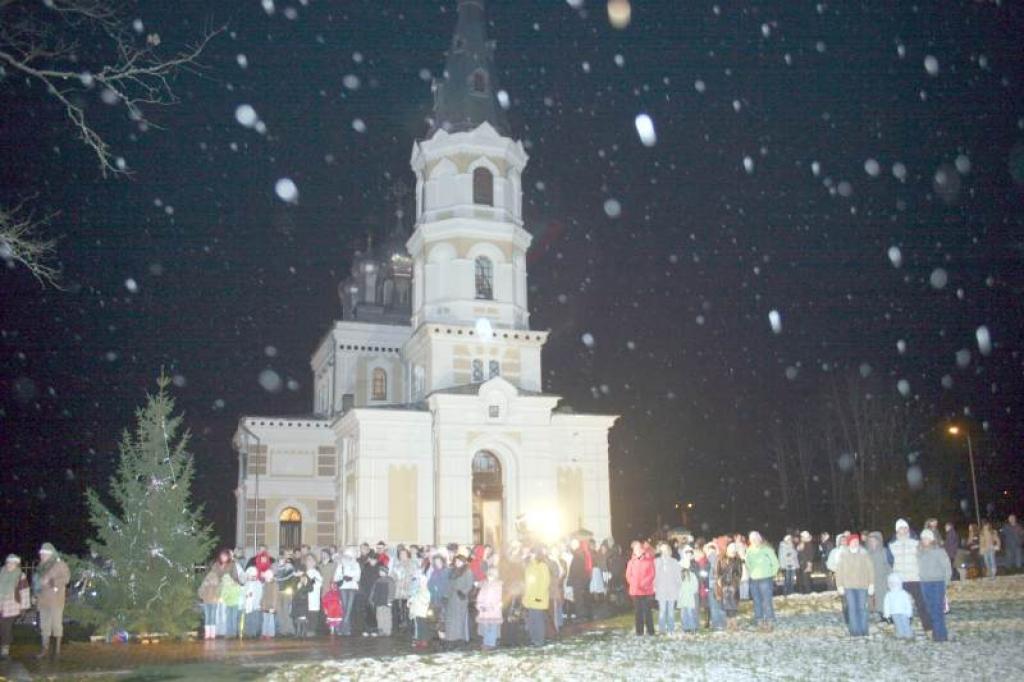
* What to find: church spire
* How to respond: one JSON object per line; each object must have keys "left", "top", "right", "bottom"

{"left": 430, "top": 0, "right": 509, "bottom": 136}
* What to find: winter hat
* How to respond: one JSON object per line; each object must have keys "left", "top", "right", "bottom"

{"left": 869, "top": 531, "right": 884, "bottom": 544}
{"left": 847, "top": 533, "right": 861, "bottom": 545}
{"left": 38, "top": 542, "right": 56, "bottom": 555}
{"left": 920, "top": 529, "right": 935, "bottom": 543}
{"left": 5, "top": 554, "right": 20, "bottom": 564}
{"left": 726, "top": 542, "right": 738, "bottom": 557}
{"left": 895, "top": 519, "right": 910, "bottom": 532}
{"left": 887, "top": 573, "right": 904, "bottom": 590}
{"left": 800, "top": 531, "right": 812, "bottom": 542}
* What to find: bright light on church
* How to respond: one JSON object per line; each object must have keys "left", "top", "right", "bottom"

{"left": 475, "top": 317, "right": 494, "bottom": 342}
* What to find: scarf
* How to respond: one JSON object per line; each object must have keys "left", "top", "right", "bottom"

{"left": 0, "top": 567, "right": 21, "bottom": 600}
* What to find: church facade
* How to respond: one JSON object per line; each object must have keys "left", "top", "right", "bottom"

{"left": 232, "top": 0, "right": 617, "bottom": 552}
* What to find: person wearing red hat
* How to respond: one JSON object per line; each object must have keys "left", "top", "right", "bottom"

{"left": 835, "top": 534, "right": 875, "bottom": 636}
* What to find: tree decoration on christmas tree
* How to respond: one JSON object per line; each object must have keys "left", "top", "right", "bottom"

{"left": 70, "top": 375, "right": 216, "bottom": 637}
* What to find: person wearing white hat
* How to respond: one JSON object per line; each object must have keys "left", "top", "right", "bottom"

{"left": 33, "top": 542, "right": 71, "bottom": 659}
{"left": 889, "top": 519, "right": 930, "bottom": 634}
{"left": 1, "top": 554, "right": 30, "bottom": 659}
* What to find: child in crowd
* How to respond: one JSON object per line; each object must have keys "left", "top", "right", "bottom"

{"left": 883, "top": 573, "right": 914, "bottom": 639}
{"left": 291, "top": 568, "right": 312, "bottom": 638}
{"left": 476, "top": 566, "right": 503, "bottom": 650}
{"left": 409, "top": 571, "right": 432, "bottom": 650}
{"left": 322, "top": 581, "right": 343, "bottom": 635}
{"left": 260, "top": 569, "right": 277, "bottom": 639}
{"left": 371, "top": 565, "right": 396, "bottom": 636}
{"left": 679, "top": 547, "right": 700, "bottom": 634}
{"left": 242, "top": 566, "right": 263, "bottom": 639}
{"left": 220, "top": 572, "right": 243, "bottom": 638}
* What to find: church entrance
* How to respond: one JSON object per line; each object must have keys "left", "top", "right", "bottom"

{"left": 279, "top": 507, "right": 302, "bottom": 553}
{"left": 472, "top": 451, "right": 503, "bottom": 548}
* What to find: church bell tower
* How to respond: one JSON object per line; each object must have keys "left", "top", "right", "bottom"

{"left": 404, "top": 0, "right": 546, "bottom": 399}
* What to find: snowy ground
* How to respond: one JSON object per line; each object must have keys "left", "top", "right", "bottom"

{"left": 267, "top": 576, "right": 1024, "bottom": 681}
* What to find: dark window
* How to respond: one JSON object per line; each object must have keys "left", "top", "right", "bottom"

{"left": 472, "top": 359, "right": 484, "bottom": 383}
{"left": 489, "top": 360, "right": 500, "bottom": 379}
{"left": 475, "top": 256, "right": 493, "bottom": 300}
{"left": 473, "top": 167, "right": 494, "bottom": 206}
{"left": 472, "top": 70, "right": 487, "bottom": 93}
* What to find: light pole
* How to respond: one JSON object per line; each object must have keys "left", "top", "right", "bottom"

{"left": 238, "top": 421, "right": 262, "bottom": 554}
{"left": 948, "top": 425, "right": 981, "bottom": 528}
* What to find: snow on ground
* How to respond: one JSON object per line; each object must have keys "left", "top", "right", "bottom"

{"left": 267, "top": 576, "right": 1024, "bottom": 681}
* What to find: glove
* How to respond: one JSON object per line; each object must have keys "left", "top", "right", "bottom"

{"left": 868, "top": 584, "right": 875, "bottom": 596}
{"left": 837, "top": 587, "right": 845, "bottom": 596}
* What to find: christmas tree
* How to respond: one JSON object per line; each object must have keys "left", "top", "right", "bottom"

{"left": 74, "top": 375, "right": 216, "bottom": 637}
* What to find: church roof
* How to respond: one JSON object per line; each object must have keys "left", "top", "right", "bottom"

{"left": 430, "top": 0, "right": 510, "bottom": 136}
{"left": 429, "top": 383, "right": 558, "bottom": 398}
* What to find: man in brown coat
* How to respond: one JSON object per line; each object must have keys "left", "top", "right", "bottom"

{"left": 34, "top": 542, "right": 71, "bottom": 659}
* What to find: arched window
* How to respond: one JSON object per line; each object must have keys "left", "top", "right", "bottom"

{"left": 471, "top": 69, "right": 487, "bottom": 93}
{"left": 279, "top": 507, "right": 302, "bottom": 553}
{"left": 475, "top": 256, "right": 493, "bottom": 300}
{"left": 473, "top": 167, "right": 494, "bottom": 206}
{"left": 372, "top": 367, "right": 387, "bottom": 401}
{"left": 472, "top": 359, "right": 484, "bottom": 383}
{"left": 489, "top": 360, "right": 500, "bottom": 379}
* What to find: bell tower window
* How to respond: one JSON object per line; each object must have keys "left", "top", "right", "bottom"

{"left": 473, "top": 167, "right": 494, "bottom": 206}
{"left": 475, "top": 256, "right": 493, "bottom": 300}
{"left": 471, "top": 69, "right": 488, "bottom": 93}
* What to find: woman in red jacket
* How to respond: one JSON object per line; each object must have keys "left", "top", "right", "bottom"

{"left": 625, "top": 541, "right": 656, "bottom": 635}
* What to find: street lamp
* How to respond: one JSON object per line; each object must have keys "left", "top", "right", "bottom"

{"left": 948, "top": 425, "right": 981, "bottom": 528}
{"left": 238, "top": 422, "right": 262, "bottom": 554}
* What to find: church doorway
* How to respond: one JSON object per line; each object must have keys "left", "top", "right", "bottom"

{"left": 472, "top": 451, "right": 503, "bottom": 548}
{"left": 279, "top": 507, "right": 302, "bottom": 552}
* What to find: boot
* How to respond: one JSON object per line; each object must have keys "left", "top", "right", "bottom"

{"left": 35, "top": 636, "right": 50, "bottom": 659}
{"left": 52, "top": 637, "right": 61, "bottom": 660}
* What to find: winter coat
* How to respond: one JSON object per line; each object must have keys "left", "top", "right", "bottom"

{"left": 568, "top": 546, "right": 592, "bottom": 591}
{"left": 428, "top": 567, "right": 450, "bottom": 608}
{"left": 653, "top": 555, "right": 682, "bottom": 602}
{"left": 778, "top": 541, "right": 800, "bottom": 571}
{"left": 980, "top": 528, "right": 1001, "bottom": 553}
{"left": 523, "top": 559, "right": 551, "bottom": 611}
{"left": 34, "top": 557, "right": 71, "bottom": 610}
{"left": 444, "top": 567, "right": 474, "bottom": 640}
{"left": 409, "top": 575, "right": 431, "bottom": 620}
{"left": 243, "top": 579, "right": 263, "bottom": 614}
{"left": 889, "top": 537, "right": 921, "bottom": 582}
{"left": 469, "top": 546, "right": 487, "bottom": 583}
{"left": 745, "top": 544, "right": 780, "bottom": 581}
{"left": 370, "top": 575, "right": 396, "bottom": 608}
{"left": 261, "top": 580, "right": 278, "bottom": 612}
{"left": 867, "top": 546, "right": 891, "bottom": 609}
{"left": 678, "top": 570, "right": 699, "bottom": 610}
{"left": 717, "top": 556, "right": 743, "bottom": 613}
{"left": 220, "top": 574, "right": 243, "bottom": 608}
{"left": 883, "top": 574, "right": 913, "bottom": 618}
{"left": 918, "top": 546, "right": 952, "bottom": 584}
{"left": 475, "top": 579, "right": 503, "bottom": 625}
{"left": 305, "top": 568, "right": 323, "bottom": 612}
{"left": 198, "top": 568, "right": 222, "bottom": 605}
{"left": 944, "top": 528, "right": 961, "bottom": 562}
{"left": 321, "top": 587, "right": 343, "bottom": 623}
{"left": 797, "top": 542, "right": 816, "bottom": 572}
{"left": 835, "top": 548, "right": 874, "bottom": 590}
{"left": 0, "top": 570, "right": 29, "bottom": 618}
{"left": 626, "top": 552, "right": 655, "bottom": 597}
{"left": 392, "top": 558, "right": 418, "bottom": 600}
{"left": 1001, "top": 522, "right": 1023, "bottom": 551}
{"left": 291, "top": 577, "right": 311, "bottom": 619}
{"left": 335, "top": 554, "right": 361, "bottom": 590}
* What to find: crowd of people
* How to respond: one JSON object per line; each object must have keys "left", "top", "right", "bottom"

{"left": 0, "top": 513, "right": 1020, "bottom": 661}
{"left": 192, "top": 513, "right": 1022, "bottom": 650}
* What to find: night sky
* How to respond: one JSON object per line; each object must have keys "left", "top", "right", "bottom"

{"left": 2, "top": 0, "right": 1023, "bottom": 558}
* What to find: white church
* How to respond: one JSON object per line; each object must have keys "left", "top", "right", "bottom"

{"left": 233, "top": 0, "right": 616, "bottom": 552}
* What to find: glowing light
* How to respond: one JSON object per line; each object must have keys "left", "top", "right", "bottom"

{"left": 607, "top": 0, "right": 632, "bottom": 29}
{"left": 948, "top": 425, "right": 960, "bottom": 436}
{"left": 522, "top": 506, "right": 564, "bottom": 544}
{"left": 475, "top": 317, "right": 494, "bottom": 342}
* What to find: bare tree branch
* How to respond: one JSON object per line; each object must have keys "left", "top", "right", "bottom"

{"left": 0, "top": 202, "right": 62, "bottom": 288}
{"left": 0, "top": 0, "right": 223, "bottom": 285}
